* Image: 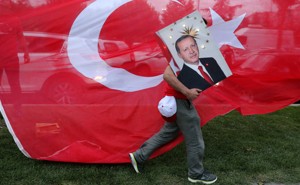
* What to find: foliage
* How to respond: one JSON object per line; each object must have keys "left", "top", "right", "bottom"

{"left": 161, "top": 0, "right": 196, "bottom": 25}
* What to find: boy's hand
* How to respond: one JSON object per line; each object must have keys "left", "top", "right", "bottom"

{"left": 185, "top": 88, "right": 202, "bottom": 101}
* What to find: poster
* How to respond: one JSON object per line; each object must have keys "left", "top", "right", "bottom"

{"left": 156, "top": 10, "right": 232, "bottom": 90}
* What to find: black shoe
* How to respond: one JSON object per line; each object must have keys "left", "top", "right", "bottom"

{"left": 188, "top": 170, "right": 217, "bottom": 184}
{"left": 129, "top": 153, "right": 141, "bottom": 173}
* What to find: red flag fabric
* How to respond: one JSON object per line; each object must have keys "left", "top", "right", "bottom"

{"left": 0, "top": 0, "right": 299, "bottom": 163}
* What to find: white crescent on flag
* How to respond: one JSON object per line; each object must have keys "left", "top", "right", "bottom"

{"left": 67, "top": 0, "right": 163, "bottom": 92}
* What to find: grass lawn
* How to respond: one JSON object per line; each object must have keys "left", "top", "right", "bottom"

{"left": 0, "top": 106, "right": 299, "bottom": 185}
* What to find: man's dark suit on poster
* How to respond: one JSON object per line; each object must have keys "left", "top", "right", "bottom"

{"left": 177, "top": 57, "right": 226, "bottom": 90}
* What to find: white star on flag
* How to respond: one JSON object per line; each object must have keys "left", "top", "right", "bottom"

{"left": 208, "top": 8, "right": 246, "bottom": 49}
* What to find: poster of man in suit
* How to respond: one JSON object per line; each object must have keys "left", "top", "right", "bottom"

{"left": 156, "top": 10, "right": 232, "bottom": 91}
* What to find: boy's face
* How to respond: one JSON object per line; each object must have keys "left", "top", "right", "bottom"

{"left": 177, "top": 37, "right": 199, "bottom": 65}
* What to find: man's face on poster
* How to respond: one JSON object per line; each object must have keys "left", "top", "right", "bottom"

{"left": 177, "top": 36, "right": 199, "bottom": 65}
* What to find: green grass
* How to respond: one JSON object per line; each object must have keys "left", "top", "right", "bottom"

{"left": 0, "top": 106, "right": 299, "bottom": 185}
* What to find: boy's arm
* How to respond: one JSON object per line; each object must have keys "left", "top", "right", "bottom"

{"left": 163, "top": 65, "right": 201, "bottom": 101}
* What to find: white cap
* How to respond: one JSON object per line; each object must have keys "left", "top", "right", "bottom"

{"left": 158, "top": 96, "right": 177, "bottom": 117}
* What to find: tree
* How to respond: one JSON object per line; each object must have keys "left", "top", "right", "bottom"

{"left": 161, "top": 0, "right": 196, "bottom": 26}
{"left": 272, "top": 0, "right": 296, "bottom": 49}
{"left": 100, "top": 0, "right": 161, "bottom": 45}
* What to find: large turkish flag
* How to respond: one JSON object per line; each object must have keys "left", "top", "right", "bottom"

{"left": 0, "top": 0, "right": 299, "bottom": 163}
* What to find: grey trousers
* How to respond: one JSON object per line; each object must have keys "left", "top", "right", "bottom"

{"left": 134, "top": 99, "right": 205, "bottom": 178}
